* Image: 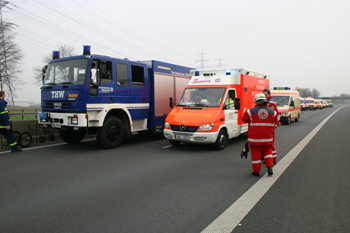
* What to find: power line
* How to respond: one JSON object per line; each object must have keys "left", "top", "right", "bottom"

{"left": 196, "top": 51, "right": 209, "bottom": 69}
{"left": 214, "top": 58, "right": 228, "bottom": 68}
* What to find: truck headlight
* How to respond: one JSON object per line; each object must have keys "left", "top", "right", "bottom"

{"left": 198, "top": 123, "right": 214, "bottom": 131}
{"left": 70, "top": 117, "right": 78, "bottom": 125}
{"left": 164, "top": 121, "right": 171, "bottom": 129}
{"left": 280, "top": 113, "right": 288, "bottom": 116}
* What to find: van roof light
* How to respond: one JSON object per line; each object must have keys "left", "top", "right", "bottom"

{"left": 274, "top": 87, "right": 291, "bottom": 90}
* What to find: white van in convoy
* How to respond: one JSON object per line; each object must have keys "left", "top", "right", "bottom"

{"left": 271, "top": 87, "right": 301, "bottom": 125}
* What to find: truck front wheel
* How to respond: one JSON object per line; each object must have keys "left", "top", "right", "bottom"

{"left": 214, "top": 129, "right": 227, "bottom": 150}
{"left": 59, "top": 130, "right": 86, "bottom": 144}
{"left": 97, "top": 117, "right": 125, "bottom": 149}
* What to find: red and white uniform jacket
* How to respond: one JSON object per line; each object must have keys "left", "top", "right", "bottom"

{"left": 241, "top": 104, "right": 278, "bottom": 146}
{"left": 266, "top": 96, "right": 280, "bottom": 127}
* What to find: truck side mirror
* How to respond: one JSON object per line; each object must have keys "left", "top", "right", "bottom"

{"left": 234, "top": 98, "right": 241, "bottom": 110}
{"left": 169, "top": 97, "right": 174, "bottom": 108}
{"left": 42, "top": 65, "right": 48, "bottom": 84}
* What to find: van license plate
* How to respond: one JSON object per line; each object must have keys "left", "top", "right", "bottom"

{"left": 52, "top": 123, "right": 61, "bottom": 128}
{"left": 175, "top": 135, "right": 190, "bottom": 140}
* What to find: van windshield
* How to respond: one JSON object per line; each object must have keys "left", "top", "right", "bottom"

{"left": 177, "top": 87, "right": 226, "bottom": 107}
{"left": 301, "top": 99, "right": 305, "bottom": 104}
{"left": 272, "top": 95, "right": 290, "bottom": 106}
{"left": 306, "top": 99, "right": 315, "bottom": 104}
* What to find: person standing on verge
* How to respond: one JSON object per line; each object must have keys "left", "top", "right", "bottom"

{"left": 242, "top": 93, "right": 277, "bottom": 176}
{"left": 263, "top": 88, "right": 281, "bottom": 165}
{"left": 0, "top": 91, "right": 22, "bottom": 152}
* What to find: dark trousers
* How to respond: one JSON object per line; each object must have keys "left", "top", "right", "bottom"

{"left": 0, "top": 128, "right": 19, "bottom": 151}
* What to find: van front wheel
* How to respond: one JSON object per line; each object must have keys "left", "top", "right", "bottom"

{"left": 214, "top": 130, "right": 227, "bottom": 150}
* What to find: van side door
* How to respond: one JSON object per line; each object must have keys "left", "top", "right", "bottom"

{"left": 224, "top": 89, "right": 239, "bottom": 138}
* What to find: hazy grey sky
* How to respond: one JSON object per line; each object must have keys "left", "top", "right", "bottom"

{"left": 3, "top": 0, "right": 350, "bottom": 103}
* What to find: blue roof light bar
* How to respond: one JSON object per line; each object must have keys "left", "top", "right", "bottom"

{"left": 83, "top": 45, "right": 91, "bottom": 55}
{"left": 52, "top": 51, "right": 60, "bottom": 60}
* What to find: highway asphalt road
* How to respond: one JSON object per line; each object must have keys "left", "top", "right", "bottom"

{"left": 0, "top": 105, "right": 349, "bottom": 233}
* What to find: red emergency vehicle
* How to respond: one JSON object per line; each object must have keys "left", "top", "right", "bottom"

{"left": 164, "top": 68, "right": 270, "bottom": 150}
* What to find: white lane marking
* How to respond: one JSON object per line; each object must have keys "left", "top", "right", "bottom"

{"left": 162, "top": 145, "right": 173, "bottom": 149}
{"left": 201, "top": 106, "right": 346, "bottom": 233}
{"left": 0, "top": 139, "right": 95, "bottom": 154}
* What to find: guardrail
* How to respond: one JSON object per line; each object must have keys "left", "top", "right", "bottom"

{"left": 8, "top": 108, "right": 40, "bottom": 120}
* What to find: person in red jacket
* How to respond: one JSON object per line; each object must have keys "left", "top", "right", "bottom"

{"left": 242, "top": 93, "right": 278, "bottom": 176}
{"left": 263, "top": 89, "right": 281, "bottom": 165}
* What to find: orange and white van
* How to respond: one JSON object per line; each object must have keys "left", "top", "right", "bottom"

{"left": 315, "top": 99, "right": 323, "bottom": 110}
{"left": 270, "top": 87, "right": 301, "bottom": 125}
{"left": 163, "top": 68, "right": 269, "bottom": 150}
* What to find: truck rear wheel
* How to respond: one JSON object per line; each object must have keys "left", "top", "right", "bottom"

{"left": 97, "top": 116, "right": 125, "bottom": 149}
{"left": 295, "top": 114, "right": 300, "bottom": 122}
{"left": 214, "top": 129, "right": 227, "bottom": 150}
{"left": 59, "top": 130, "right": 86, "bottom": 144}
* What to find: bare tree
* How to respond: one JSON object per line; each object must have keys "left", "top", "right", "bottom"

{"left": 0, "top": 20, "right": 24, "bottom": 106}
{"left": 295, "top": 87, "right": 312, "bottom": 97}
{"left": 33, "top": 44, "right": 75, "bottom": 85}
{"left": 311, "top": 88, "right": 321, "bottom": 98}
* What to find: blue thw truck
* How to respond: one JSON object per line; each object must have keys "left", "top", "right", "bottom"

{"left": 38, "top": 46, "right": 192, "bottom": 148}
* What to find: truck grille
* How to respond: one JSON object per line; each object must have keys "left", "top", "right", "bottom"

{"left": 42, "top": 100, "right": 76, "bottom": 110}
{"left": 170, "top": 125, "right": 199, "bottom": 132}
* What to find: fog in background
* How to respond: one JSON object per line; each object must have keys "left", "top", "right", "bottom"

{"left": 3, "top": 0, "right": 350, "bottom": 104}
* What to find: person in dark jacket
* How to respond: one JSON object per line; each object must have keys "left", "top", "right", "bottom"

{"left": 242, "top": 93, "right": 277, "bottom": 176}
{"left": 0, "top": 91, "right": 22, "bottom": 152}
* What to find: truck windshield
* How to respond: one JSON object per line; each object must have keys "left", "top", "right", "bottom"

{"left": 44, "top": 59, "right": 88, "bottom": 85}
{"left": 306, "top": 99, "right": 315, "bottom": 104}
{"left": 300, "top": 99, "right": 305, "bottom": 104}
{"left": 272, "top": 96, "right": 290, "bottom": 106}
{"left": 177, "top": 87, "right": 226, "bottom": 107}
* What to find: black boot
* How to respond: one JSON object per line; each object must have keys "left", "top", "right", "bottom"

{"left": 252, "top": 171, "right": 260, "bottom": 177}
{"left": 268, "top": 166, "right": 273, "bottom": 176}
{"left": 11, "top": 148, "right": 22, "bottom": 152}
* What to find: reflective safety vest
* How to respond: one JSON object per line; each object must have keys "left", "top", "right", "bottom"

{"left": 0, "top": 99, "right": 11, "bottom": 128}
{"left": 218, "top": 97, "right": 234, "bottom": 108}
{"left": 241, "top": 104, "right": 277, "bottom": 146}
